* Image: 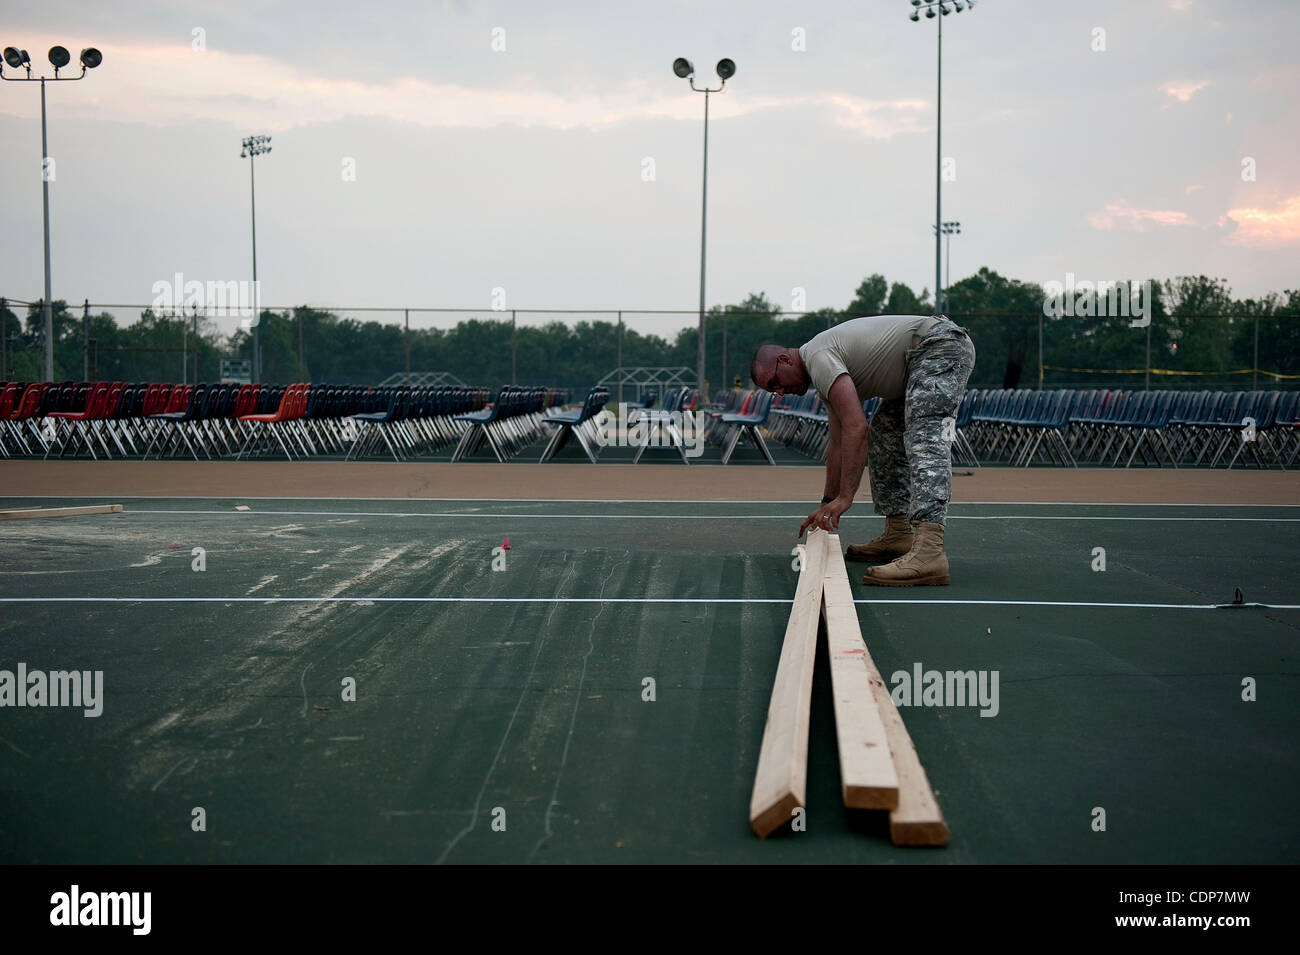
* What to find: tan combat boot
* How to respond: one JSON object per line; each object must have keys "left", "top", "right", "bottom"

{"left": 863, "top": 521, "right": 950, "bottom": 586}
{"left": 844, "top": 515, "right": 914, "bottom": 563}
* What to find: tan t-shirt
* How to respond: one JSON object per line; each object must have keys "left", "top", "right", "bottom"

{"left": 799, "top": 315, "right": 933, "bottom": 401}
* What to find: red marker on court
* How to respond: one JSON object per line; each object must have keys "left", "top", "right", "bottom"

{"left": 500, "top": 538, "right": 511, "bottom": 550}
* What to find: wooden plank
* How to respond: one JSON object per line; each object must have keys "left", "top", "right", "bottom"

{"left": 749, "top": 530, "right": 829, "bottom": 838}
{"left": 0, "top": 504, "right": 123, "bottom": 521}
{"left": 822, "top": 535, "right": 899, "bottom": 809}
{"left": 877, "top": 693, "right": 950, "bottom": 845}
{"left": 843, "top": 559, "right": 950, "bottom": 846}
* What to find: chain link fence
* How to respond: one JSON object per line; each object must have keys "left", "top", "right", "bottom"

{"left": 3, "top": 297, "right": 1296, "bottom": 393}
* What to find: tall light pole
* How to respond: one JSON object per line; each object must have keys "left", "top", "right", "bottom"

{"left": 940, "top": 220, "right": 960, "bottom": 312}
{"left": 2, "top": 44, "right": 103, "bottom": 382}
{"left": 672, "top": 56, "right": 735, "bottom": 396}
{"left": 908, "top": 0, "right": 974, "bottom": 317}
{"left": 240, "top": 135, "right": 271, "bottom": 382}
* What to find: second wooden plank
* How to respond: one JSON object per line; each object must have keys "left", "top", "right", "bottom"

{"left": 822, "top": 534, "right": 900, "bottom": 809}
{"left": 0, "top": 504, "right": 123, "bottom": 521}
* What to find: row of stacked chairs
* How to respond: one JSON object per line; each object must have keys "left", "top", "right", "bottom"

{"left": 1, "top": 380, "right": 297, "bottom": 460}
{"left": 964, "top": 388, "right": 1300, "bottom": 468}
{"left": 346, "top": 384, "right": 549, "bottom": 462}
{"left": 242, "top": 383, "right": 492, "bottom": 460}
{"left": 451, "top": 385, "right": 572, "bottom": 463}
{"left": 10, "top": 379, "right": 1294, "bottom": 468}
{"left": 304, "top": 384, "right": 487, "bottom": 458}
{"left": 766, "top": 391, "right": 883, "bottom": 463}
{"left": 0, "top": 380, "right": 493, "bottom": 461}
{"left": 759, "top": 387, "right": 1298, "bottom": 469}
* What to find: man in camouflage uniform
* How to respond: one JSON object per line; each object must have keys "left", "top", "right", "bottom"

{"left": 751, "top": 314, "right": 976, "bottom": 586}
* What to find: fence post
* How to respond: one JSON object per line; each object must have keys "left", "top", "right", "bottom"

{"left": 83, "top": 299, "right": 90, "bottom": 380}
{"left": 1253, "top": 314, "right": 1259, "bottom": 391}
{"left": 511, "top": 309, "right": 517, "bottom": 385}
{"left": 34, "top": 297, "right": 43, "bottom": 382}
{"left": 617, "top": 311, "right": 623, "bottom": 406}
{"left": 404, "top": 309, "right": 410, "bottom": 380}
{"left": 1145, "top": 317, "right": 1151, "bottom": 391}
{"left": 1037, "top": 312, "right": 1043, "bottom": 390}
{"left": 1, "top": 297, "right": 7, "bottom": 381}
{"left": 721, "top": 313, "right": 728, "bottom": 394}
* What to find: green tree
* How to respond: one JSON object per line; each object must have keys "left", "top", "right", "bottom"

{"left": 1229, "top": 289, "right": 1300, "bottom": 380}
{"left": 945, "top": 268, "right": 1045, "bottom": 387}
{"left": 1160, "top": 276, "right": 1235, "bottom": 378}
{"left": 846, "top": 274, "right": 888, "bottom": 316}
{"left": 883, "top": 282, "right": 931, "bottom": 315}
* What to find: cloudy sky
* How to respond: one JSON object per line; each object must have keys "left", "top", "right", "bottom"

{"left": 0, "top": 0, "right": 1296, "bottom": 339}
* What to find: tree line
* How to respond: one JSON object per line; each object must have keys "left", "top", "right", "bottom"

{"left": 3, "top": 269, "right": 1296, "bottom": 392}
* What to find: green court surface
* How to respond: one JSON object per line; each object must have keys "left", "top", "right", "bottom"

{"left": 0, "top": 496, "right": 1296, "bottom": 864}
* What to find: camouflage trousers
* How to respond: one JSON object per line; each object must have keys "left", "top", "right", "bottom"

{"left": 868, "top": 318, "right": 976, "bottom": 525}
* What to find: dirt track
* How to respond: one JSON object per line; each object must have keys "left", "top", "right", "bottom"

{"left": 1, "top": 461, "right": 1296, "bottom": 504}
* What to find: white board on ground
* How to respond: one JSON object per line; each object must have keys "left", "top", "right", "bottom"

{"left": 749, "top": 531, "right": 830, "bottom": 838}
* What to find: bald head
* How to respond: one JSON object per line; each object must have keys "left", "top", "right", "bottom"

{"left": 750, "top": 344, "right": 810, "bottom": 397}
{"left": 750, "top": 345, "right": 787, "bottom": 387}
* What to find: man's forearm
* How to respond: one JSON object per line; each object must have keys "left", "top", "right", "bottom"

{"left": 824, "top": 439, "right": 842, "bottom": 500}
{"left": 836, "top": 425, "right": 869, "bottom": 502}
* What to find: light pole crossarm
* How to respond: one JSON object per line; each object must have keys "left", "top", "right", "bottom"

{"left": 0, "top": 67, "right": 88, "bottom": 82}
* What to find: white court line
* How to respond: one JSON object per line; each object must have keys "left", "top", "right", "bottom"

{"left": 111, "top": 509, "right": 1300, "bottom": 522}
{"left": 0, "top": 596, "right": 1296, "bottom": 610}
{"left": 10, "top": 496, "right": 1300, "bottom": 511}
{"left": 4, "top": 495, "right": 1298, "bottom": 507}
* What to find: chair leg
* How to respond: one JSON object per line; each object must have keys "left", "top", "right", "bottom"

{"left": 450, "top": 423, "right": 479, "bottom": 462}
{"left": 749, "top": 426, "right": 776, "bottom": 465}
{"left": 377, "top": 424, "right": 406, "bottom": 462}
{"left": 720, "top": 426, "right": 742, "bottom": 465}
{"left": 540, "top": 425, "right": 571, "bottom": 463}
{"left": 573, "top": 426, "right": 600, "bottom": 464}
{"left": 665, "top": 421, "right": 690, "bottom": 464}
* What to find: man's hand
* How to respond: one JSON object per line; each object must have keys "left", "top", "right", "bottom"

{"left": 799, "top": 496, "right": 852, "bottom": 538}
